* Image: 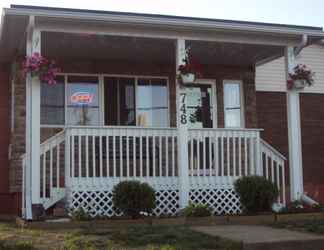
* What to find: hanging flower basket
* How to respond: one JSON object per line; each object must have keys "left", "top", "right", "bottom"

{"left": 178, "top": 47, "right": 202, "bottom": 85}
{"left": 180, "top": 73, "right": 196, "bottom": 83}
{"left": 287, "top": 64, "right": 315, "bottom": 90}
{"left": 23, "top": 52, "right": 60, "bottom": 85}
{"left": 293, "top": 79, "right": 307, "bottom": 89}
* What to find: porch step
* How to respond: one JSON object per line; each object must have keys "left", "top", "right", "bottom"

{"left": 42, "top": 188, "right": 65, "bottom": 210}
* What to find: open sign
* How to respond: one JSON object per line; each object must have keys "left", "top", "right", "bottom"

{"left": 70, "top": 92, "right": 94, "bottom": 105}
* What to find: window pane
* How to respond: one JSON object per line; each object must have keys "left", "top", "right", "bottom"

{"left": 104, "top": 77, "right": 118, "bottom": 125}
{"left": 224, "top": 83, "right": 240, "bottom": 108}
{"left": 67, "top": 76, "right": 100, "bottom": 126}
{"left": 137, "top": 78, "right": 168, "bottom": 127}
{"left": 119, "top": 78, "right": 135, "bottom": 126}
{"left": 186, "top": 85, "right": 213, "bottom": 128}
{"left": 224, "top": 82, "right": 242, "bottom": 128}
{"left": 137, "top": 79, "right": 151, "bottom": 126}
{"left": 41, "top": 76, "right": 65, "bottom": 125}
{"left": 225, "top": 109, "right": 241, "bottom": 128}
{"left": 67, "top": 107, "right": 100, "bottom": 126}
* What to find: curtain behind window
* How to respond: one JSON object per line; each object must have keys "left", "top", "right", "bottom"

{"left": 224, "top": 82, "right": 242, "bottom": 128}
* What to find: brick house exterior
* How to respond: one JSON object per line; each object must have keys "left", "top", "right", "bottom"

{"left": 0, "top": 5, "right": 323, "bottom": 218}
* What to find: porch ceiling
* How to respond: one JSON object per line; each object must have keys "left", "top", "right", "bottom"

{"left": 42, "top": 32, "right": 175, "bottom": 64}
{"left": 42, "top": 32, "right": 284, "bottom": 67}
{"left": 188, "top": 40, "right": 284, "bottom": 66}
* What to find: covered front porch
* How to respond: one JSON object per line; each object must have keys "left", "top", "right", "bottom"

{"left": 19, "top": 30, "right": 288, "bottom": 218}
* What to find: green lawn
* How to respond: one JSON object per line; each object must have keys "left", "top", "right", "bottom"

{"left": 273, "top": 219, "right": 324, "bottom": 235}
{"left": 0, "top": 222, "right": 241, "bottom": 250}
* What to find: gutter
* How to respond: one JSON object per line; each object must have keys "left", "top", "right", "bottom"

{"left": 3, "top": 7, "right": 324, "bottom": 37}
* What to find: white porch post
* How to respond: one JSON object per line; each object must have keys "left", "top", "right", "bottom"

{"left": 26, "top": 16, "right": 42, "bottom": 218}
{"left": 176, "top": 39, "right": 190, "bottom": 208}
{"left": 285, "top": 46, "right": 304, "bottom": 201}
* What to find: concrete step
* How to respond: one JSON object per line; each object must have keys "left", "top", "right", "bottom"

{"left": 192, "top": 225, "right": 324, "bottom": 250}
{"left": 245, "top": 239, "right": 324, "bottom": 250}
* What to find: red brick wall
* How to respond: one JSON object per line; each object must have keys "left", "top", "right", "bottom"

{"left": 0, "top": 64, "right": 10, "bottom": 193}
{"left": 257, "top": 91, "right": 324, "bottom": 203}
{"left": 300, "top": 93, "right": 324, "bottom": 202}
{"left": 256, "top": 92, "right": 289, "bottom": 158}
{"left": 0, "top": 64, "right": 19, "bottom": 215}
{"left": 256, "top": 91, "right": 290, "bottom": 200}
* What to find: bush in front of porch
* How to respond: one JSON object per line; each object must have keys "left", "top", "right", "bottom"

{"left": 112, "top": 180, "right": 156, "bottom": 219}
{"left": 234, "top": 176, "right": 279, "bottom": 214}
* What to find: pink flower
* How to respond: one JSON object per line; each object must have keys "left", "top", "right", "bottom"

{"left": 23, "top": 52, "right": 60, "bottom": 85}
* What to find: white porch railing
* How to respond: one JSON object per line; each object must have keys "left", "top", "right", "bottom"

{"left": 260, "top": 138, "right": 286, "bottom": 205}
{"left": 22, "top": 126, "right": 287, "bottom": 217}
{"left": 39, "top": 130, "right": 66, "bottom": 209}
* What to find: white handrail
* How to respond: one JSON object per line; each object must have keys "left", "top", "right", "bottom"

{"left": 260, "top": 139, "right": 286, "bottom": 205}
{"left": 260, "top": 138, "right": 286, "bottom": 161}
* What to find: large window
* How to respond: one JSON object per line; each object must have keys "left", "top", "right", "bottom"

{"left": 41, "top": 75, "right": 168, "bottom": 127}
{"left": 223, "top": 80, "right": 243, "bottom": 128}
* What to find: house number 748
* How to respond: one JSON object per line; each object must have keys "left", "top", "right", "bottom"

{"left": 180, "top": 93, "right": 187, "bottom": 125}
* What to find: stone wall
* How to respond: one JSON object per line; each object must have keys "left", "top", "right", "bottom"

{"left": 10, "top": 66, "right": 26, "bottom": 192}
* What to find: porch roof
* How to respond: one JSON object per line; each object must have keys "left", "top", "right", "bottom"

{"left": 1, "top": 5, "right": 324, "bottom": 62}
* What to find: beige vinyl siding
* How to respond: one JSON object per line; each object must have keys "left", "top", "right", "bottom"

{"left": 256, "top": 44, "right": 324, "bottom": 93}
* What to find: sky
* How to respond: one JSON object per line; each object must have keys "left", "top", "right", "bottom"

{"left": 0, "top": 0, "right": 323, "bottom": 28}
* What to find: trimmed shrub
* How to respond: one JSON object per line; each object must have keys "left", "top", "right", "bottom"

{"left": 182, "top": 203, "right": 212, "bottom": 217}
{"left": 112, "top": 181, "right": 156, "bottom": 218}
{"left": 70, "top": 207, "right": 90, "bottom": 221}
{"left": 234, "top": 176, "right": 279, "bottom": 214}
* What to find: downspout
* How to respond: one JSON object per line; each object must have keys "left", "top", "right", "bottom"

{"left": 294, "top": 34, "right": 308, "bottom": 56}
{"left": 292, "top": 34, "right": 320, "bottom": 206}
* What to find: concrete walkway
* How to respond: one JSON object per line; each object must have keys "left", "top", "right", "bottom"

{"left": 192, "top": 225, "right": 324, "bottom": 250}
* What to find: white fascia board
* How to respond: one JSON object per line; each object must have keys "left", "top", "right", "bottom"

{"left": 3, "top": 7, "right": 324, "bottom": 38}
{"left": 0, "top": 10, "right": 6, "bottom": 47}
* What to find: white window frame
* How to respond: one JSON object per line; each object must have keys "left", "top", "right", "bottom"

{"left": 40, "top": 73, "right": 170, "bottom": 128}
{"left": 223, "top": 79, "right": 245, "bottom": 128}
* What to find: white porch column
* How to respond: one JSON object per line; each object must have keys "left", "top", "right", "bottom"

{"left": 176, "top": 39, "right": 190, "bottom": 208}
{"left": 26, "top": 16, "right": 42, "bottom": 218}
{"left": 285, "top": 46, "right": 304, "bottom": 201}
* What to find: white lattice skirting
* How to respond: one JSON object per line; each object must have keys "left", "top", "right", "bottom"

{"left": 70, "top": 181, "right": 241, "bottom": 217}
{"left": 189, "top": 189, "right": 241, "bottom": 215}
